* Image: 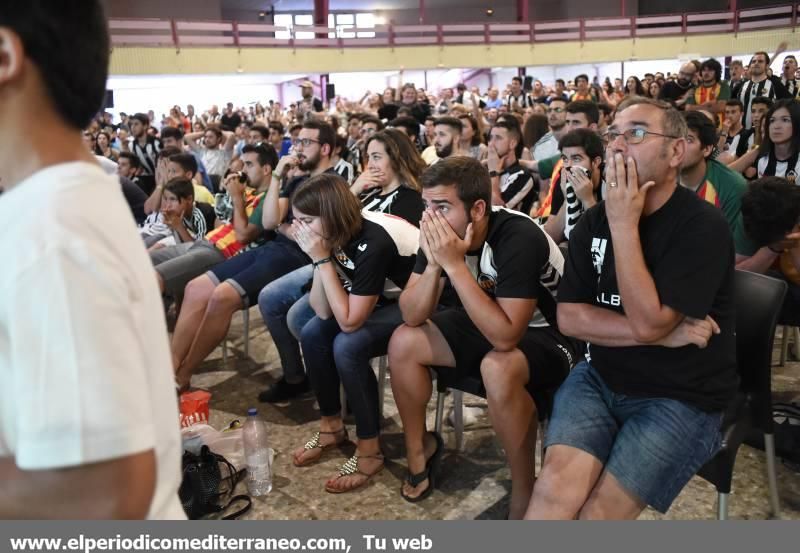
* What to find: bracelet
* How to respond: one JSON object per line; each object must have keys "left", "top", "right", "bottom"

{"left": 312, "top": 256, "right": 332, "bottom": 268}
{"left": 768, "top": 244, "right": 784, "bottom": 254}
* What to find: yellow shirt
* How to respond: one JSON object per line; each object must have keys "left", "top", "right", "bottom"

{"left": 192, "top": 183, "right": 215, "bottom": 205}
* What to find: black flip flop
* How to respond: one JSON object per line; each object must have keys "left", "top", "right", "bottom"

{"left": 401, "top": 431, "right": 444, "bottom": 503}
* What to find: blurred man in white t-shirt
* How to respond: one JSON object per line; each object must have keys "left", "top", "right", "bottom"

{"left": 0, "top": 0, "right": 184, "bottom": 519}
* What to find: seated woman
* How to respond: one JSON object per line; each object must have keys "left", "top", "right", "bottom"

{"left": 257, "top": 128, "right": 425, "bottom": 402}
{"left": 288, "top": 174, "right": 419, "bottom": 493}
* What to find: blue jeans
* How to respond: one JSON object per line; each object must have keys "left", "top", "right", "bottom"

{"left": 300, "top": 304, "right": 403, "bottom": 440}
{"left": 544, "top": 360, "right": 724, "bottom": 513}
{"left": 257, "top": 265, "right": 314, "bottom": 384}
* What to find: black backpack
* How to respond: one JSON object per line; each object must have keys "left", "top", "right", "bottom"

{"left": 179, "top": 445, "right": 252, "bottom": 519}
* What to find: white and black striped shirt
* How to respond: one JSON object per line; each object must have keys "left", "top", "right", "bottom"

{"left": 736, "top": 77, "right": 790, "bottom": 128}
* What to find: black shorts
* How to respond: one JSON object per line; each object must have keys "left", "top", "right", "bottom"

{"left": 430, "top": 307, "right": 576, "bottom": 395}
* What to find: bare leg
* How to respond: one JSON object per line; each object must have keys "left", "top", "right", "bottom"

{"left": 578, "top": 470, "right": 646, "bottom": 520}
{"left": 524, "top": 444, "right": 604, "bottom": 519}
{"left": 388, "top": 322, "right": 456, "bottom": 500}
{"left": 171, "top": 275, "right": 216, "bottom": 373}
{"left": 174, "top": 282, "right": 243, "bottom": 388}
{"left": 480, "top": 349, "right": 538, "bottom": 520}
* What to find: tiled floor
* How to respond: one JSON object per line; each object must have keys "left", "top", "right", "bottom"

{"left": 190, "top": 310, "right": 800, "bottom": 520}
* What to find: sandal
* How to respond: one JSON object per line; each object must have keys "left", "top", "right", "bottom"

{"left": 292, "top": 427, "right": 349, "bottom": 467}
{"left": 325, "top": 453, "right": 385, "bottom": 494}
{"left": 400, "top": 431, "right": 444, "bottom": 503}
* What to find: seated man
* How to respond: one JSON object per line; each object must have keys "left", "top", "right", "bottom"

{"left": 158, "top": 178, "right": 207, "bottom": 247}
{"left": 543, "top": 128, "right": 605, "bottom": 244}
{"left": 486, "top": 119, "right": 536, "bottom": 213}
{"left": 388, "top": 157, "right": 575, "bottom": 519}
{"left": 526, "top": 97, "right": 737, "bottom": 520}
{"left": 741, "top": 176, "right": 800, "bottom": 325}
{"left": 680, "top": 112, "right": 758, "bottom": 261}
{"left": 150, "top": 144, "right": 277, "bottom": 302}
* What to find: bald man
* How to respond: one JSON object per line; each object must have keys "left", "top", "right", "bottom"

{"left": 659, "top": 63, "right": 697, "bottom": 110}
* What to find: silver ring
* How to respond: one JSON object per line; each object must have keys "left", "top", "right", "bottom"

{"left": 609, "top": 181, "right": 618, "bottom": 188}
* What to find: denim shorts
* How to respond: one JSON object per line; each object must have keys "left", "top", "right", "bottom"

{"left": 544, "top": 360, "right": 724, "bottom": 513}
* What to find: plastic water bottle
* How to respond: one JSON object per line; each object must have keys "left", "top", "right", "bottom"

{"left": 242, "top": 408, "right": 272, "bottom": 496}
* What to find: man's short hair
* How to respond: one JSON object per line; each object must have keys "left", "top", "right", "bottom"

{"left": 250, "top": 124, "right": 270, "bottom": 141}
{"left": 725, "top": 99, "right": 744, "bottom": 111}
{"left": 434, "top": 116, "right": 463, "bottom": 134}
{"left": 511, "top": 76, "right": 523, "bottom": 85}
{"left": 558, "top": 128, "right": 604, "bottom": 161}
{"left": 118, "top": 151, "right": 141, "bottom": 169}
{"left": 204, "top": 125, "right": 223, "bottom": 139}
{"left": 700, "top": 58, "right": 723, "bottom": 83}
{"left": 730, "top": 59, "right": 744, "bottom": 68}
{"left": 752, "top": 96, "right": 774, "bottom": 110}
{"left": 360, "top": 115, "right": 385, "bottom": 130}
{"left": 752, "top": 51, "right": 771, "bottom": 65}
{"left": 785, "top": 55, "right": 797, "bottom": 63}
{"left": 160, "top": 126, "right": 184, "bottom": 142}
{"left": 566, "top": 100, "right": 599, "bottom": 125}
{"left": 168, "top": 152, "right": 198, "bottom": 178}
{"left": 163, "top": 178, "right": 194, "bottom": 201}
{"left": 421, "top": 156, "right": 491, "bottom": 214}
{"left": 616, "top": 96, "right": 688, "bottom": 141}
{"left": 241, "top": 143, "right": 279, "bottom": 169}
{"left": 268, "top": 121, "right": 285, "bottom": 134}
{"left": 301, "top": 119, "right": 336, "bottom": 154}
{"left": 289, "top": 123, "right": 303, "bottom": 134}
{"left": 741, "top": 177, "right": 800, "bottom": 246}
{"left": 1, "top": 0, "right": 109, "bottom": 129}
{"left": 683, "top": 111, "right": 718, "bottom": 149}
{"left": 389, "top": 116, "right": 421, "bottom": 138}
{"left": 131, "top": 113, "right": 150, "bottom": 127}
{"left": 575, "top": 73, "right": 589, "bottom": 84}
{"left": 555, "top": 78, "right": 566, "bottom": 87}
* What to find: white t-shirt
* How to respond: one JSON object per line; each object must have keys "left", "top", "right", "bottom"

{"left": 0, "top": 162, "right": 185, "bottom": 520}
{"left": 200, "top": 147, "right": 231, "bottom": 177}
{"left": 532, "top": 132, "right": 559, "bottom": 162}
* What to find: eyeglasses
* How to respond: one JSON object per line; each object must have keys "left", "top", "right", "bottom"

{"left": 603, "top": 128, "right": 682, "bottom": 145}
{"left": 547, "top": 107, "right": 565, "bottom": 113}
{"left": 294, "top": 138, "right": 320, "bottom": 148}
{"left": 360, "top": 128, "right": 377, "bottom": 136}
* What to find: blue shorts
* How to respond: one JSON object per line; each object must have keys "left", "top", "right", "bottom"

{"left": 544, "top": 360, "right": 724, "bottom": 513}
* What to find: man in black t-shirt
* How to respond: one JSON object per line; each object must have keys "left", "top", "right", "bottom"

{"left": 525, "top": 97, "right": 737, "bottom": 520}
{"left": 487, "top": 120, "right": 535, "bottom": 212}
{"left": 388, "top": 157, "right": 575, "bottom": 518}
{"left": 658, "top": 63, "right": 696, "bottom": 110}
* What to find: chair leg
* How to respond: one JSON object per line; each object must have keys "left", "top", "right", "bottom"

{"left": 717, "top": 492, "right": 729, "bottom": 520}
{"left": 764, "top": 433, "right": 782, "bottom": 519}
{"left": 792, "top": 327, "right": 800, "bottom": 361}
{"left": 222, "top": 339, "right": 228, "bottom": 364}
{"left": 780, "top": 325, "right": 789, "bottom": 366}
{"left": 377, "top": 355, "right": 388, "bottom": 419}
{"left": 453, "top": 390, "right": 464, "bottom": 451}
{"left": 434, "top": 390, "right": 446, "bottom": 435}
{"left": 243, "top": 308, "right": 250, "bottom": 359}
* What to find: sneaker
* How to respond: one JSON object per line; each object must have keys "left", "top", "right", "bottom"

{"left": 258, "top": 377, "right": 310, "bottom": 403}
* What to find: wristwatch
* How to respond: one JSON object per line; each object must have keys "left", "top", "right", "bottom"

{"left": 488, "top": 170, "right": 499, "bottom": 178}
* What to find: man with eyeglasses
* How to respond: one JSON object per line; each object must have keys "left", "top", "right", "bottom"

{"left": 526, "top": 97, "right": 737, "bottom": 519}
{"left": 734, "top": 51, "right": 790, "bottom": 129}
{"left": 658, "top": 62, "right": 696, "bottom": 110}
{"left": 532, "top": 98, "right": 568, "bottom": 162}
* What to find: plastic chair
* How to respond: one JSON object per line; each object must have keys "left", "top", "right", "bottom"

{"left": 222, "top": 307, "right": 250, "bottom": 363}
{"left": 696, "top": 270, "right": 787, "bottom": 520}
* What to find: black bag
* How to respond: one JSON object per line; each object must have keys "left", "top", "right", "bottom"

{"left": 179, "top": 445, "right": 252, "bottom": 519}
{"left": 772, "top": 402, "right": 800, "bottom": 470}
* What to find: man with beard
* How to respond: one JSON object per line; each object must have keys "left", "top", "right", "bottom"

{"left": 734, "top": 51, "right": 790, "bottom": 129}
{"left": 532, "top": 98, "right": 568, "bottom": 161}
{"left": 487, "top": 120, "right": 535, "bottom": 212}
{"left": 171, "top": 121, "right": 337, "bottom": 392}
{"left": 430, "top": 117, "right": 466, "bottom": 164}
{"left": 685, "top": 58, "right": 731, "bottom": 120}
{"left": 658, "top": 62, "right": 697, "bottom": 110}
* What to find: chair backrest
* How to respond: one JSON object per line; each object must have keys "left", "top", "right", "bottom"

{"left": 734, "top": 270, "right": 787, "bottom": 430}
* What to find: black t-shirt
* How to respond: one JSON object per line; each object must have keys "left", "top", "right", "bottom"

{"left": 360, "top": 186, "right": 424, "bottom": 227}
{"left": 499, "top": 161, "right": 536, "bottom": 214}
{"left": 414, "top": 207, "right": 563, "bottom": 329}
{"left": 220, "top": 112, "right": 242, "bottom": 131}
{"left": 119, "top": 176, "right": 148, "bottom": 224}
{"left": 334, "top": 211, "right": 419, "bottom": 298}
{"left": 558, "top": 185, "right": 738, "bottom": 411}
{"left": 378, "top": 104, "right": 399, "bottom": 121}
{"left": 659, "top": 81, "right": 693, "bottom": 107}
